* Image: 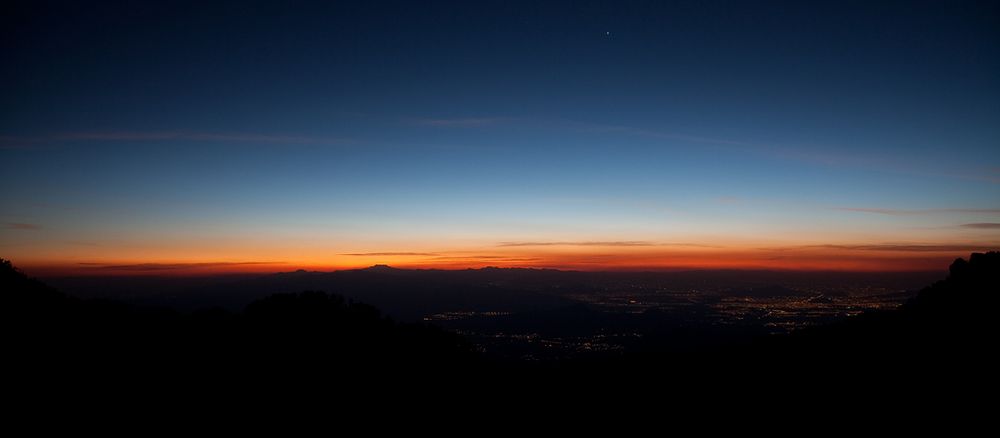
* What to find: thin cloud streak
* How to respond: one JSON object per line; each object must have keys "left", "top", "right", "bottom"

{"left": 4, "top": 222, "right": 41, "bottom": 230}
{"left": 559, "top": 120, "right": 999, "bottom": 184}
{"left": 835, "top": 207, "right": 1000, "bottom": 216}
{"left": 81, "top": 261, "right": 285, "bottom": 271}
{"left": 0, "top": 136, "right": 44, "bottom": 150}
{"left": 59, "top": 131, "right": 342, "bottom": 144}
{"left": 429, "top": 255, "right": 545, "bottom": 262}
{"left": 497, "top": 241, "right": 721, "bottom": 248}
{"left": 801, "top": 244, "right": 995, "bottom": 252}
{"left": 960, "top": 223, "right": 1000, "bottom": 229}
{"left": 498, "top": 241, "right": 657, "bottom": 247}
{"left": 2, "top": 131, "right": 347, "bottom": 148}
{"left": 409, "top": 117, "right": 509, "bottom": 127}
{"left": 558, "top": 119, "right": 874, "bottom": 166}
{"left": 340, "top": 252, "right": 440, "bottom": 256}
{"left": 660, "top": 242, "right": 724, "bottom": 248}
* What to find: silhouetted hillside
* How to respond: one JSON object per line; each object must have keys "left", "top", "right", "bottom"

{"left": 3, "top": 258, "right": 478, "bottom": 396}
{"left": 5, "top": 253, "right": 996, "bottom": 401}
{"left": 780, "top": 251, "right": 997, "bottom": 358}
{"left": 98, "top": 265, "right": 580, "bottom": 320}
{"left": 905, "top": 251, "right": 999, "bottom": 315}
{"left": 698, "top": 251, "right": 998, "bottom": 382}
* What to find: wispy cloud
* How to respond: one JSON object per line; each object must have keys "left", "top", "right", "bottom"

{"left": 409, "top": 117, "right": 508, "bottom": 127}
{"left": 432, "top": 255, "right": 510, "bottom": 259}
{"left": 430, "top": 255, "right": 544, "bottom": 262}
{"left": 558, "top": 120, "right": 1000, "bottom": 184}
{"left": 58, "top": 131, "right": 341, "bottom": 144}
{"left": 4, "top": 222, "right": 41, "bottom": 230}
{"left": 559, "top": 119, "right": 885, "bottom": 167}
{"left": 497, "top": 241, "right": 720, "bottom": 248}
{"left": 2, "top": 131, "right": 346, "bottom": 148}
{"left": 961, "top": 223, "right": 1000, "bottom": 229}
{"left": 834, "top": 207, "right": 1000, "bottom": 216}
{"left": 498, "top": 241, "right": 656, "bottom": 247}
{"left": 662, "top": 242, "right": 724, "bottom": 248}
{"left": 567, "top": 122, "right": 749, "bottom": 146}
{"left": 80, "top": 261, "right": 284, "bottom": 271}
{"left": 0, "top": 136, "right": 44, "bottom": 150}
{"left": 340, "top": 252, "right": 439, "bottom": 256}
{"left": 800, "top": 244, "right": 995, "bottom": 252}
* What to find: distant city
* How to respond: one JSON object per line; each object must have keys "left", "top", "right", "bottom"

{"left": 42, "top": 265, "right": 941, "bottom": 361}
{"left": 422, "top": 270, "right": 927, "bottom": 360}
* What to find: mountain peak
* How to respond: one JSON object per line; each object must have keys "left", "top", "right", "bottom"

{"left": 362, "top": 264, "right": 400, "bottom": 273}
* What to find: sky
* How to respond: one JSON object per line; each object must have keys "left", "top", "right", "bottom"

{"left": 2, "top": 0, "right": 999, "bottom": 275}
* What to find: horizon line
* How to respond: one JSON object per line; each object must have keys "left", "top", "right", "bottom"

{"left": 14, "top": 262, "right": 956, "bottom": 278}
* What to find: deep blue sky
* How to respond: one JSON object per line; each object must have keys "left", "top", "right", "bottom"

{"left": 2, "top": 0, "right": 999, "bottom": 272}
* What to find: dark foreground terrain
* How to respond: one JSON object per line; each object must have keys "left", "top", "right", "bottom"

{"left": 5, "top": 253, "right": 997, "bottom": 409}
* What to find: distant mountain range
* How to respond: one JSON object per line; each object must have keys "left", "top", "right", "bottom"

{"left": 40, "top": 264, "right": 943, "bottom": 321}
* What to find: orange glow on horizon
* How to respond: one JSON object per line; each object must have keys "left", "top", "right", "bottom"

{"left": 12, "top": 243, "right": 987, "bottom": 276}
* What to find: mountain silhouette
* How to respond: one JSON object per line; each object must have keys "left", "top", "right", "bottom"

{"left": 4, "top": 252, "right": 996, "bottom": 402}
{"left": 359, "top": 264, "right": 404, "bottom": 273}
{"left": 2, "top": 258, "right": 478, "bottom": 399}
